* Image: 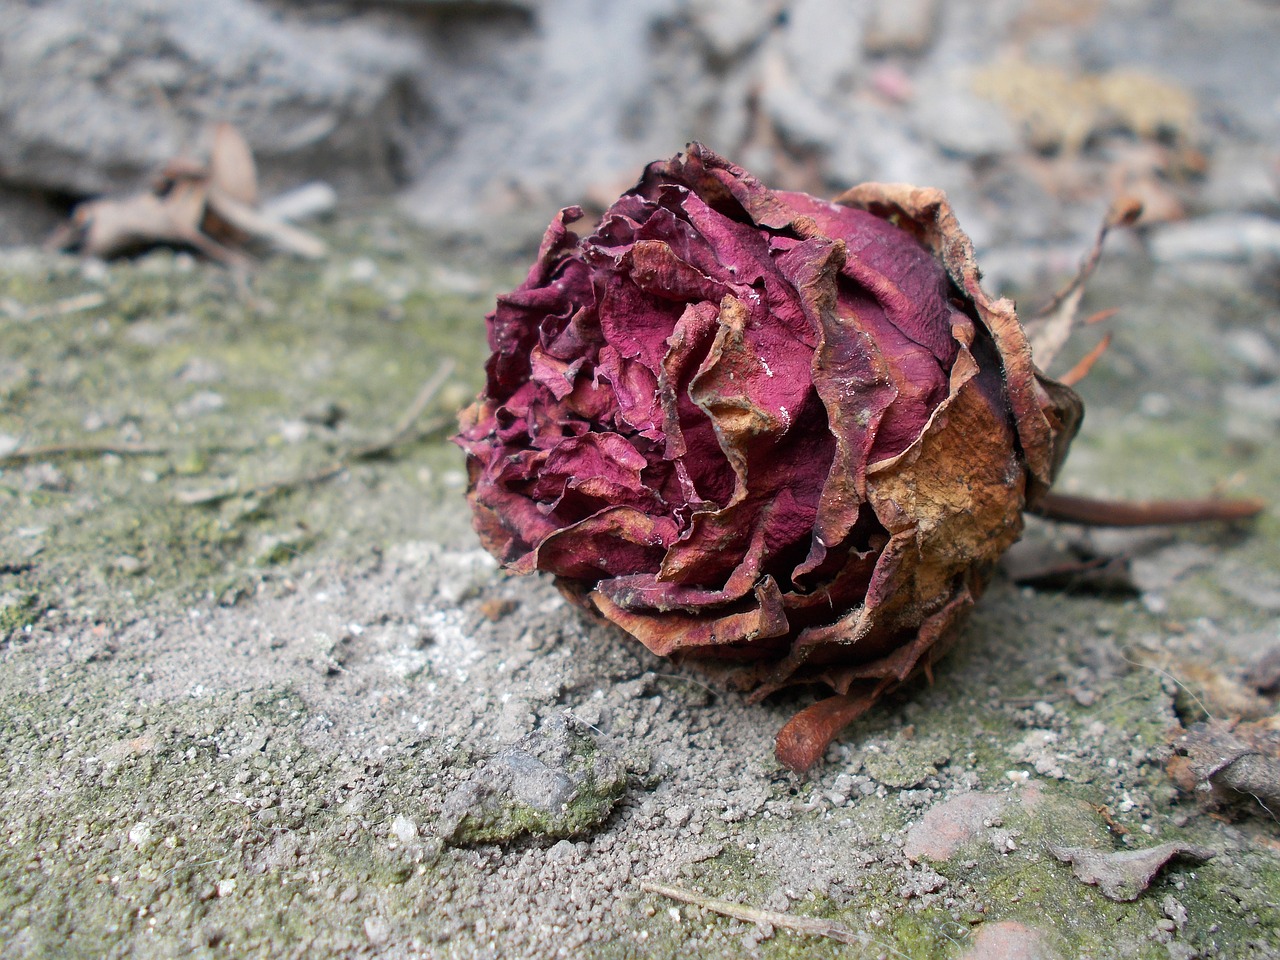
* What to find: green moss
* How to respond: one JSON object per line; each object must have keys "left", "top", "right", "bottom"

{"left": 444, "top": 721, "right": 628, "bottom": 844}
{"left": 0, "top": 590, "right": 42, "bottom": 637}
{"left": 0, "top": 220, "right": 502, "bottom": 622}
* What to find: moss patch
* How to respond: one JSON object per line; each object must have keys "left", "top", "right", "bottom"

{"left": 0, "top": 224, "right": 512, "bottom": 623}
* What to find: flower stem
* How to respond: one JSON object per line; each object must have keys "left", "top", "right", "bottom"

{"left": 1032, "top": 491, "right": 1264, "bottom": 527}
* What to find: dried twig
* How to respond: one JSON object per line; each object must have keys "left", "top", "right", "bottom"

{"left": 0, "top": 442, "right": 169, "bottom": 467}
{"left": 1026, "top": 196, "right": 1143, "bottom": 369}
{"left": 1058, "top": 332, "right": 1113, "bottom": 387}
{"left": 178, "top": 360, "right": 456, "bottom": 506}
{"left": 639, "top": 880, "right": 863, "bottom": 946}
{"left": 1031, "top": 491, "right": 1265, "bottom": 526}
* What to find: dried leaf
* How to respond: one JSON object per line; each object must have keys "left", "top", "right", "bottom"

{"left": 209, "top": 122, "right": 258, "bottom": 207}
{"left": 1167, "top": 718, "right": 1280, "bottom": 818}
{"left": 1001, "top": 539, "right": 1137, "bottom": 596}
{"left": 161, "top": 176, "right": 211, "bottom": 237}
{"left": 206, "top": 188, "right": 327, "bottom": 259}
{"left": 70, "top": 192, "right": 190, "bottom": 258}
{"left": 1047, "top": 841, "right": 1215, "bottom": 901}
{"left": 49, "top": 122, "right": 318, "bottom": 267}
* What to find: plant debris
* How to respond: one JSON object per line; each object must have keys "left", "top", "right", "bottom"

{"left": 1001, "top": 539, "right": 1138, "bottom": 596}
{"left": 639, "top": 880, "right": 864, "bottom": 946}
{"left": 1047, "top": 841, "right": 1216, "bottom": 902}
{"left": 47, "top": 123, "right": 326, "bottom": 265}
{"left": 1167, "top": 718, "right": 1280, "bottom": 819}
{"left": 971, "top": 60, "right": 1197, "bottom": 154}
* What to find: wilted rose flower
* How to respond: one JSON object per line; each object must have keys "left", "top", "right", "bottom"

{"left": 456, "top": 143, "right": 1083, "bottom": 770}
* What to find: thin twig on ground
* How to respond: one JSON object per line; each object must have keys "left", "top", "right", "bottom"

{"left": 177, "top": 360, "right": 456, "bottom": 506}
{"left": 638, "top": 880, "right": 863, "bottom": 946}
{"left": 0, "top": 442, "right": 170, "bottom": 466}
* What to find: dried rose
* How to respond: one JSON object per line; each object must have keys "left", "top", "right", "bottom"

{"left": 455, "top": 143, "right": 1087, "bottom": 771}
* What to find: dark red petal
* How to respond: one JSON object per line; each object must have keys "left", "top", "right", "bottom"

{"left": 518, "top": 506, "right": 679, "bottom": 580}
{"left": 590, "top": 577, "right": 790, "bottom": 658}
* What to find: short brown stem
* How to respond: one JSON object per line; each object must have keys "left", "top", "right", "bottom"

{"left": 774, "top": 690, "right": 877, "bottom": 772}
{"left": 1031, "top": 491, "right": 1265, "bottom": 527}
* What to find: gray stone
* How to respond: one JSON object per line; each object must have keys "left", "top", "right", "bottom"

{"left": 2, "top": 0, "right": 1278, "bottom": 261}
{"left": 437, "top": 713, "right": 627, "bottom": 844}
{"left": 362, "top": 916, "right": 391, "bottom": 945}
{"left": 759, "top": 47, "right": 843, "bottom": 151}
{"left": 864, "top": 0, "right": 938, "bottom": 55}
{"left": 688, "top": 0, "right": 777, "bottom": 59}
{"left": 757, "top": 55, "right": 849, "bottom": 150}
{"left": 911, "top": 68, "right": 1019, "bottom": 158}
{"left": 1148, "top": 214, "right": 1280, "bottom": 265}
{"left": 827, "top": 101, "right": 949, "bottom": 188}
{"left": 398, "top": 0, "right": 685, "bottom": 237}
{"left": 781, "top": 0, "right": 865, "bottom": 103}
{"left": 389, "top": 814, "right": 418, "bottom": 843}
{"left": 1225, "top": 328, "right": 1280, "bottom": 383}
{"left": 0, "top": 0, "right": 425, "bottom": 199}
{"left": 1200, "top": 143, "right": 1280, "bottom": 216}
{"left": 1216, "top": 559, "right": 1280, "bottom": 614}
{"left": 1074, "top": 0, "right": 1280, "bottom": 143}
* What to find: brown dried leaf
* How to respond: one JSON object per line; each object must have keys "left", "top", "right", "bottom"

{"left": 206, "top": 187, "right": 327, "bottom": 259}
{"left": 49, "top": 122, "right": 314, "bottom": 267}
{"left": 69, "top": 193, "right": 192, "bottom": 259}
{"left": 209, "top": 122, "right": 258, "bottom": 207}
{"left": 161, "top": 176, "right": 211, "bottom": 237}
{"left": 1047, "top": 841, "right": 1215, "bottom": 901}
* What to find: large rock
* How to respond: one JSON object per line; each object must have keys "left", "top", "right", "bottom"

{"left": 397, "top": 0, "right": 689, "bottom": 238}
{"left": 0, "top": 0, "right": 425, "bottom": 199}
{"left": 4, "top": 0, "right": 1273, "bottom": 255}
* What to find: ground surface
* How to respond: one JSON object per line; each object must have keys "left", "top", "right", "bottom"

{"left": 1, "top": 214, "right": 1278, "bottom": 959}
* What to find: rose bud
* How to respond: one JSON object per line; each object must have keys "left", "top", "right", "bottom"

{"left": 455, "top": 143, "right": 1254, "bottom": 772}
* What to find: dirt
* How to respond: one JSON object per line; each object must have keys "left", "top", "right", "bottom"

{"left": 1, "top": 215, "right": 1278, "bottom": 959}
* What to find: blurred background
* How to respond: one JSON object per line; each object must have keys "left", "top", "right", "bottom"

{"left": 1, "top": 0, "right": 1277, "bottom": 290}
